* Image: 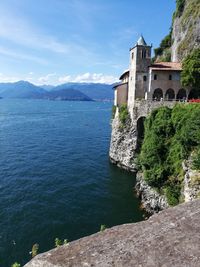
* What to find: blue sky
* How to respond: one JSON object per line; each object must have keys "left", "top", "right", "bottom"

{"left": 0, "top": 0, "right": 175, "bottom": 85}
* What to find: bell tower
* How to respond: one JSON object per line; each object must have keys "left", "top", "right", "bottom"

{"left": 128, "top": 35, "right": 152, "bottom": 108}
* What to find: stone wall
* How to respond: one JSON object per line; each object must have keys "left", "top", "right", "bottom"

{"left": 130, "top": 100, "right": 176, "bottom": 120}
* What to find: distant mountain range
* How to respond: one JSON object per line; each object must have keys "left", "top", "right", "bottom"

{"left": 0, "top": 81, "right": 115, "bottom": 101}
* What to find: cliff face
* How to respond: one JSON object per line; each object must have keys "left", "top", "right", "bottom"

{"left": 109, "top": 114, "right": 138, "bottom": 172}
{"left": 25, "top": 199, "right": 200, "bottom": 267}
{"left": 110, "top": 103, "right": 200, "bottom": 213}
{"left": 135, "top": 172, "right": 169, "bottom": 213}
{"left": 183, "top": 159, "right": 200, "bottom": 202}
{"left": 109, "top": 112, "right": 169, "bottom": 213}
{"left": 171, "top": 0, "right": 200, "bottom": 62}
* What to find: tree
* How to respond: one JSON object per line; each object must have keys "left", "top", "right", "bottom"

{"left": 181, "top": 48, "right": 200, "bottom": 92}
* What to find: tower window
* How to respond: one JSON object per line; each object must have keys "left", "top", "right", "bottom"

{"left": 154, "top": 74, "right": 157, "bottom": 80}
{"left": 141, "top": 49, "right": 146, "bottom": 59}
{"left": 143, "top": 76, "right": 147, "bottom": 82}
{"left": 132, "top": 52, "right": 134, "bottom": 59}
{"left": 169, "top": 74, "right": 172, "bottom": 80}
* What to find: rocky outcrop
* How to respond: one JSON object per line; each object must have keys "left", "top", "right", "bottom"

{"left": 25, "top": 199, "right": 200, "bottom": 267}
{"left": 171, "top": 0, "right": 200, "bottom": 62}
{"left": 110, "top": 114, "right": 169, "bottom": 213}
{"left": 109, "top": 101, "right": 177, "bottom": 213}
{"left": 135, "top": 172, "right": 169, "bottom": 213}
{"left": 183, "top": 159, "right": 200, "bottom": 202}
{"left": 109, "top": 114, "right": 138, "bottom": 172}
{"left": 109, "top": 101, "right": 176, "bottom": 172}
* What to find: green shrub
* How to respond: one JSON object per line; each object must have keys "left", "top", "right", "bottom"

{"left": 119, "top": 104, "right": 129, "bottom": 125}
{"left": 63, "top": 239, "right": 68, "bottom": 245}
{"left": 164, "top": 184, "right": 181, "bottom": 206}
{"left": 55, "top": 238, "right": 68, "bottom": 247}
{"left": 100, "top": 224, "right": 107, "bottom": 232}
{"left": 139, "top": 104, "right": 200, "bottom": 205}
{"left": 181, "top": 48, "right": 200, "bottom": 91}
{"left": 112, "top": 105, "right": 116, "bottom": 119}
{"left": 175, "top": 0, "right": 186, "bottom": 17}
{"left": 31, "top": 243, "right": 39, "bottom": 258}
{"left": 55, "top": 238, "right": 63, "bottom": 247}
{"left": 11, "top": 263, "right": 21, "bottom": 267}
{"left": 153, "top": 33, "right": 172, "bottom": 61}
{"left": 192, "top": 148, "right": 200, "bottom": 170}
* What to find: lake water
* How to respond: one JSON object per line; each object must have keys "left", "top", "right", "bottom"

{"left": 0, "top": 99, "right": 144, "bottom": 266}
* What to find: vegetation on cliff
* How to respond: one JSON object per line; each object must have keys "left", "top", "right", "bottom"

{"left": 119, "top": 104, "right": 130, "bottom": 127}
{"left": 154, "top": 0, "right": 200, "bottom": 62}
{"left": 139, "top": 104, "right": 200, "bottom": 205}
{"left": 153, "top": 32, "right": 172, "bottom": 62}
{"left": 181, "top": 48, "right": 200, "bottom": 92}
{"left": 173, "top": 0, "right": 186, "bottom": 19}
{"left": 175, "top": 0, "right": 200, "bottom": 59}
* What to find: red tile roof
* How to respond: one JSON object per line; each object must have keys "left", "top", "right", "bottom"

{"left": 150, "top": 62, "right": 182, "bottom": 71}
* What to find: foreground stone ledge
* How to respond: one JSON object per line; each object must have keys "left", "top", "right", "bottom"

{"left": 25, "top": 199, "right": 200, "bottom": 267}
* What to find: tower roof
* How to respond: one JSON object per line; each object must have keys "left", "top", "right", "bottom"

{"left": 136, "top": 35, "right": 147, "bottom": 46}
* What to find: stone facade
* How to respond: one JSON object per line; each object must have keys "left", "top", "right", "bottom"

{"left": 128, "top": 39, "right": 151, "bottom": 107}
{"left": 113, "top": 83, "right": 128, "bottom": 106}
{"left": 113, "top": 36, "right": 190, "bottom": 110}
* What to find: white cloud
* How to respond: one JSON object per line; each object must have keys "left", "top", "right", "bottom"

{"left": 0, "top": 72, "right": 119, "bottom": 85}
{"left": 38, "top": 73, "right": 57, "bottom": 84}
{"left": 58, "top": 75, "right": 72, "bottom": 83}
{"left": 58, "top": 73, "right": 119, "bottom": 84}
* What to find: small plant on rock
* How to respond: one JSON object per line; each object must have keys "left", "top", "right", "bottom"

{"left": 31, "top": 243, "right": 39, "bottom": 258}
{"left": 100, "top": 224, "right": 107, "bottom": 232}
{"left": 55, "top": 238, "right": 63, "bottom": 247}
{"left": 119, "top": 103, "right": 130, "bottom": 126}
{"left": 11, "top": 263, "right": 21, "bottom": 267}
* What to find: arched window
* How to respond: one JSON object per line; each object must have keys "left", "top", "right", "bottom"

{"left": 154, "top": 74, "right": 157, "bottom": 80}
{"left": 169, "top": 74, "right": 172, "bottom": 80}
{"left": 143, "top": 76, "right": 147, "bottom": 82}
{"left": 153, "top": 88, "right": 163, "bottom": 101}
{"left": 165, "top": 89, "right": 175, "bottom": 101}
{"left": 176, "top": 89, "right": 187, "bottom": 100}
